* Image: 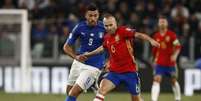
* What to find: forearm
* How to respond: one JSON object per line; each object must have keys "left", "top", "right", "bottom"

{"left": 172, "top": 39, "right": 181, "bottom": 58}
{"left": 63, "top": 43, "right": 76, "bottom": 59}
{"left": 85, "top": 46, "right": 104, "bottom": 57}
{"left": 173, "top": 46, "right": 181, "bottom": 58}
{"left": 135, "top": 32, "right": 154, "bottom": 42}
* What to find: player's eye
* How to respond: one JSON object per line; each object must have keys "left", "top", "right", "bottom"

{"left": 89, "top": 14, "right": 93, "bottom": 17}
{"left": 93, "top": 14, "right": 97, "bottom": 17}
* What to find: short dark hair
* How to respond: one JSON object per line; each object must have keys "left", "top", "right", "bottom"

{"left": 86, "top": 3, "right": 98, "bottom": 11}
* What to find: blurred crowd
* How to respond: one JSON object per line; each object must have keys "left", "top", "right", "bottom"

{"left": 0, "top": 0, "right": 201, "bottom": 64}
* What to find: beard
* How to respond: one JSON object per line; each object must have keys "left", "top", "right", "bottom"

{"left": 88, "top": 20, "right": 97, "bottom": 26}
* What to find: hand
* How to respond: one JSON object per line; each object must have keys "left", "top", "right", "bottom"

{"left": 170, "top": 55, "right": 177, "bottom": 62}
{"left": 83, "top": 52, "right": 89, "bottom": 57}
{"left": 104, "top": 61, "right": 110, "bottom": 72}
{"left": 75, "top": 55, "right": 88, "bottom": 62}
{"left": 150, "top": 40, "right": 160, "bottom": 48}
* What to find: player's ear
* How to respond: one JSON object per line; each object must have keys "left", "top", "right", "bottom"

{"left": 85, "top": 11, "right": 88, "bottom": 19}
{"left": 97, "top": 11, "right": 100, "bottom": 17}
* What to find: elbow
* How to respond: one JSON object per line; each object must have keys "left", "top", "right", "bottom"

{"left": 63, "top": 44, "right": 66, "bottom": 52}
{"left": 63, "top": 43, "right": 68, "bottom": 53}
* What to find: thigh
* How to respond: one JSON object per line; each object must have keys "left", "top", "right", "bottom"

{"left": 159, "top": 66, "right": 177, "bottom": 78}
{"left": 154, "top": 65, "right": 166, "bottom": 76}
{"left": 124, "top": 73, "right": 141, "bottom": 96}
{"left": 167, "top": 67, "right": 177, "bottom": 79}
{"left": 103, "top": 72, "right": 121, "bottom": 87}
{"left": 75, "top": 70, "right": 96, "bottom": 90}
{"left": 67, "top": 60, "right": 81, "bottom": 86}
{"left": 99, "top": 79, "right": 116, "bottom": 95}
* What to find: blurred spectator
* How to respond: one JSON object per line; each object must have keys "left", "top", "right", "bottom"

{"left": 106, "top": 0, "right": 117, "bottom": 13}
{"left": 195, "top": 21, "right": 201, "bottom": 59}
{"left": 31, "top": 20, "right": 48, "bottom": 58}
{"left": 129, "top": 12, "right": 141, "bottom": 28}
{"left": 171, "top": 3, "right": 189, "bottom": 23}
{"left": 18, "top": 0, "right": 34, "bottom": 10}
{"left": 18, "top": 0, "right": 49, "bottom": 10}
{"left": 2, "top": 0, "right": 16, "bottom": 9}
{"left": 195, "top": 58, "right": 201, "bottom": 69}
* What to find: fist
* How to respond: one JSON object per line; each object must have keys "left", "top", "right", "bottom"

{"left": 151, "top": 40, "right": 160, "bottom": 48}
{"left": 76, "top": 55, "right": 88, "bottom": 62}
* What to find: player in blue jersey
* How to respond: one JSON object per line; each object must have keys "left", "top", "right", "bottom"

{"left": 63, "top": 4, "right": 106, "bottom": 101}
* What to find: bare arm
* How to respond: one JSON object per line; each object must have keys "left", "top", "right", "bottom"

{"left": 171, "top": 39, "right": 181, "bottom": 61}
{"left": 63, "top": 43, "right": 77, "bottom": 59}
{"left": 84, "top": 46, "right": 104, "bottom": 57}
{"left": 63, "top": 43, "right": 88, "bottom": 62}
{"left": 135, "top": 32, "right": 160, "bottom": 47}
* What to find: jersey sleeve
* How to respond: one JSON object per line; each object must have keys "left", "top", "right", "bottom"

{"left": 65, "top": 24, "right": 80, "bottom": 45}
{"left": 171, "top": 32, "right": 180, "bottom": 45}
{"left": 121, "top": 27, "right": 136, "bottom": 38}
{"left": 170, "top": 32, "right": 181, "bottom": 49}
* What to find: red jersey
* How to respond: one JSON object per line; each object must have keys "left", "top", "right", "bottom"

{"left": 152, "top": 30, "right": 179, "bottom": 67}
{"left": 103, "top": 26, "right": 137, "bottom": 73}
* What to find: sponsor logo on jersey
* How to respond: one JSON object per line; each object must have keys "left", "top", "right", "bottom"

{"left": 90, "top": 33, "right": 94, "bottom": 37}
{"left": 81, "top": 32, "right": 86, "bottom": 36}
{"left": 99, "top": 32, "right": 103, "bottom": 38}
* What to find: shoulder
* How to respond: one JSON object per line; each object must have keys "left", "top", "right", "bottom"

{"left": 71, "top": 21, "right": 87, "bottom": 33}
{"left": 97, "top": 21, "right": 104, "bottom": 26}
{"left": 77, "top": 21, "right": 87, "bottom": 28}
{"left": 167, "top": 30, "right": 177, "bottom": 37}
{"left": 97, "top": 21, "right": 105, "bottom": 29}
{"left": 118, "top": 26, "right": 134, "bottom": 32}
{"left": 167, "top": 30, "right": 176, "bottom": 35}
{"left": 153, "top": 32, "right": 159, "bottom": 37}
{"left": 118, "top": 26, "right": 127, "bottom": 31}
{"left": 115, "top": 26, "right": 127, "bottom": 34}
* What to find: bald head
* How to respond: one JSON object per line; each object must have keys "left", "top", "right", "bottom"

{"left": 103, "top": 14, "right": 117, "bottom": 34}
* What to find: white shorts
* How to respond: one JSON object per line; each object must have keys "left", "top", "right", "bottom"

{"left": 67, "top": 60, "right": 101, "bottom": 90}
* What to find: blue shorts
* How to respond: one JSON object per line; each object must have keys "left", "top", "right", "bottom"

{"left": 103, "top": 72, "right": 140, "bottom": 95}
{"left": 154, "top": 64, "right": 177, "bottom": 78}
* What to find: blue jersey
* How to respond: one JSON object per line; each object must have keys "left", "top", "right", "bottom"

{"left": 66, "top": 21, "right": 106, "bottom": 69}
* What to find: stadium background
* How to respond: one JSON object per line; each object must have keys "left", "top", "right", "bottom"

{"left": 0, "top": 0, "right": 201, "bottom": 101}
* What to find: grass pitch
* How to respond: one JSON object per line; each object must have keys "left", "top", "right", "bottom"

{"left": 0, "top": 91, "right": 199, "bottom": 101}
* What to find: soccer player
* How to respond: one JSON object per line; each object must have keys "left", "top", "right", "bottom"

{"left": 151, "top": 17, "right": 182, "bottom": 101}
{"left": 63, "top": 4, "right": 106, "bottom": 101}
{"left": 81, "top": 14, "right": 160, "bottom": 101}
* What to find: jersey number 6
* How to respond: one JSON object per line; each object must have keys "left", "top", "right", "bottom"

{"left": 111, "top": 45, "right": 116, "bottom": 53}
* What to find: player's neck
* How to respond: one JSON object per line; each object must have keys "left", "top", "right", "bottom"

{"left": 86, "top": 21, "right": 97, "bottom": 27}
{"left": 159, "top": 29, "right": 167, "bottom": 36}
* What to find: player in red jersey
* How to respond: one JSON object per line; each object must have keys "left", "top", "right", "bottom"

{"left": 81, "top": 14, "right": 160, "bottom": 101}
{"left": 151, "top": 17, "right": 182, "bottom": 101}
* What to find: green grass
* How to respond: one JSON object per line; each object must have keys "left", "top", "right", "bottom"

{"left": 0, "top": 91, "right": 200, "bottom": 101}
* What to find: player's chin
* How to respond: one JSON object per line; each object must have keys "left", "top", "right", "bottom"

{"left": 89, "top": 22, "right": 97, "bottom": 26}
